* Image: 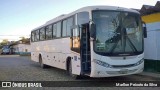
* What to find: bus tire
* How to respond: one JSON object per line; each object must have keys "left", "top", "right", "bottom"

{"left": 39, "top": 55, "right": 47, "bottom": 69}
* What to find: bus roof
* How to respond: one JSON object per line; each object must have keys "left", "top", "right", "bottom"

{"left": 31, "top": 5, "right": 139, "bottom": 31}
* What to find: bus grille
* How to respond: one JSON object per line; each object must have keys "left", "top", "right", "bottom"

{"left": 111, "top": 64, "right": 135, "bottom": 68}
{"left": 107, "top": 69, "right": 137, "bottom": 75}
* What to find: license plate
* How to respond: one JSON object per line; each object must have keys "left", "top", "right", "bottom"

{"left": 119, "top": 69, "right": 128, "bottom": 74}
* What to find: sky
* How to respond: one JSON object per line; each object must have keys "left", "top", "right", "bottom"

{"left": 0, "top": 0, "right": 159, "bottom": 42}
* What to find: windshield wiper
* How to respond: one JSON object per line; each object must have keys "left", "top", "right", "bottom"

{"left": 109, "top": 28, "right": 138, "bottom": 54}
{"left": 126, "top": 36, "right": 138, "bottom": 52}
{"left": 108, "top": 26, "right": 121, "bottom": 53}
{"left": 109, "top": 38, "right": 120, "bottom": 53}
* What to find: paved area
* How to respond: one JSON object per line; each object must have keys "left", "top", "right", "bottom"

{"left": 138, "top": 72, "right": 160, "bottom": 79}
{"left": 0, "top": 55, "right": 160, "bottom": 90}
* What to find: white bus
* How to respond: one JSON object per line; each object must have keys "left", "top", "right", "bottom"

{"left": 30, "top": 6, "right": 147, "bottom": 77}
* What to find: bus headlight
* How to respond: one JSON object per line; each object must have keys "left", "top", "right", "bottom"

{"left": 94, "top": 59, "right": 112, "bottom": 68}
{"left": 134, "top": 58, "right": 144, "bottom": 66}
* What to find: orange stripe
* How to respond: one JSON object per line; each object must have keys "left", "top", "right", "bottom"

{"left": 142, "top": 13, "right": 160, "bottom": 23}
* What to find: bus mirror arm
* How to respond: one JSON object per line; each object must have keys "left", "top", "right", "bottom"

{"left": 90, "top": 37, "right": 95, "bottom": 41}
{"left": 142, "top": 21, "right": 147, "bottom": 38}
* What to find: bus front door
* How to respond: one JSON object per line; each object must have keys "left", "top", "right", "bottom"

{"left": 70, "top": 24, "right": 91, "bottom": 75}
{"left": 80, "top": 23, "right": 91, "bottom": 75}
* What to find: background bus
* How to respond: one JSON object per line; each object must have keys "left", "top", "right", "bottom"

{"left": 30, "top": 6, "right": 147, "bottom": 78}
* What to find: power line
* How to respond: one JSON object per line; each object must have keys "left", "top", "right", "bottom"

{"left": 0, "top": 35, "right": 30, "bottom": 36}
{"left": 0, "top": 38, "right": 20, "bottom": 40}
{"left": 0, "top": 38, "right": 30, "bottom": 40}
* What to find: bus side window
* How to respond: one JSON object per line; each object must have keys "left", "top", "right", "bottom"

{"left": 67, "top": 17, "right": 74, "bottom": 36}
{"left": 46, "top": 25, "right": 53, "bottom": 40}
{"left": 71, "top": 26, "right": 80, "bottom": 53}
{"left": 40, "top": 28, "right": 45, "bottom": 40}
{"left": 31, "top": 31, "right": 35, "bottom": 42}
{"left": 77, "top": 12, "right": 89, "bottom": 25}
{"left": 53, "top": 24, "right": 57, "bottom": 38}
{"left": 56, "top": 22, "right": 61, "bottom": 38}
{"left": 62, "top": 20, "right": 67, "bottom": 37}
{"left": 35, "top": 30, "right": 39, "bottom": 41}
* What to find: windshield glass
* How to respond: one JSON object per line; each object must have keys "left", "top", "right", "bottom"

{"left": 92, "top": 10, "right": 143, "bottom": 56}
{"left": 3, "top": 45, "right": 9, "bottom": 49}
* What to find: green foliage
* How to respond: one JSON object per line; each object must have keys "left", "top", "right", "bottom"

{"left": 0, "top": 39, "right": 9, "bottom": 45}
{"left": 19, "top": 37, "right": 30, "bottom": 44}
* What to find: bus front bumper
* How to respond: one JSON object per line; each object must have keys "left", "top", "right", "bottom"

{"left": 89, "top": 62, "right": 144, "bottom": 77}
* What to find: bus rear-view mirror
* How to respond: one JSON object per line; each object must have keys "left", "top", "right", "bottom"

{"left": 90, "top": 23, "right": 96, "bottom": 39}
{"left": 142, "top": 21, "right": 147, "bottom": 38}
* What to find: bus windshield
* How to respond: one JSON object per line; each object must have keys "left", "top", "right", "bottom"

{"left": 3, "top": 45, "right": 9, "bottom": 49}
{"left": 92, "top": 10, "right": 143, "bottom": 56}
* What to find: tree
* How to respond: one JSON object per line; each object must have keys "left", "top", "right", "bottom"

{"left": 0, "top": 39, "right": 9, "bottom": 49}
{"left": 0, "top": 39, "right": 9, "bottom": 45}
{"left": 19, "top": 37, "right": 30, "bottom": 44}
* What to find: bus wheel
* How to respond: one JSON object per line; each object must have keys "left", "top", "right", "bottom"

{"left": 39, "top": 56, "right": 47, "bottom": 69}
{"left": 68, "top": 61, "right": 79, "bottom": 79}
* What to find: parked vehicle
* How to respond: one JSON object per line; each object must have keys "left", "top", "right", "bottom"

{"left": 1, "top": 45, "right": 12, "bottom": 54}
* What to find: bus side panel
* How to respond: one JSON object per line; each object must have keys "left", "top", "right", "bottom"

{"left": 31, "top": 42, "right": 39, "bottom": 63}
{"left": 56, "top": 53, "right": 66, "bottom": 70}
{"left": 42, "top": 38, "right": 70, "bottom": 70}
{"left": 59, "top": 53, "right": 67, "bottom": 70}
{"left": 59, "top": 38, "right": 72, "bottom": 70}
{"left": 71, "top": 53, "right": 81, "bottom": 75}
{"left": 31, "top": 38, "right": 73, "bottom": 70}
{"left": 31, "top": 52, "right": 39, "bottom": 62}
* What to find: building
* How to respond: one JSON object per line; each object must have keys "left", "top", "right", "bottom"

{"left": 13, "top": 43, "right": 31, "bottom": 55}
{"left": 140, "top": 1, "right": 160, "bottom": 72}
{"left": 10, "top": 38, "right": 31, "bottom": 55}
